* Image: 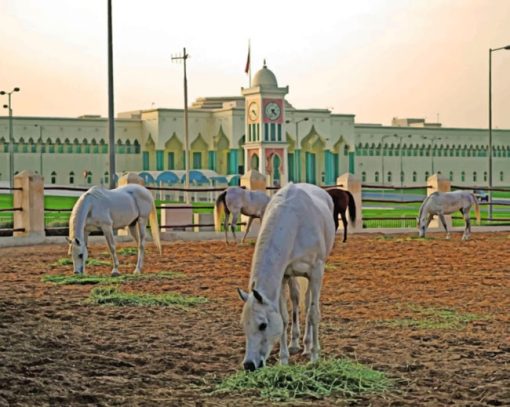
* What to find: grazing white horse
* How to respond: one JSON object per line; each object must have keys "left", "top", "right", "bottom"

{"left": 237, "top": 183, "right": 336, "bottom": 371}
{"left": 418, "top": 190, "right": 480, "bottom": 240}
{"left": 214, "top": 186, "right": 270, "bottom": 243}
{"left": 67, "top": 184, "right": 162, "bottom": 275}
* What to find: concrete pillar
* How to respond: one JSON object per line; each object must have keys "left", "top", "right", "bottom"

{"left": 240, "top": 169, "right": 267, "bottom": 237}
{"left": 337, "top": 172, "right": 363, "bottom": 232}
{"left": 117, "top": 172, "right": 145, "bottom": 236}
{"left": 427, "top": 173, "right": 451, "bottom": 230}
{"left": 13, "top": 170, "right": 45, "bottom": 238}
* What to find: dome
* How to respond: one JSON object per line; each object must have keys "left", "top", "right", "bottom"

{"left": 252, "top": 63, "right": 278, "bottom": 87}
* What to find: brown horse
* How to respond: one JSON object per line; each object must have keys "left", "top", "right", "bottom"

{"left": 326, "top": 188, "right": 357, "bottom": 242}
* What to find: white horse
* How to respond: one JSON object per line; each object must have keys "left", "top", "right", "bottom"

{"left": 237, "top": 183, "right": 336, "bottom": 371}
{"left": 418, "top": 190, "right": 480, "bottom": 240}
{"left": 214, "top": 186, "right": 270, "bottom": 243}
{"left": 67, "top": 184, "right": 162, "bottom": 275}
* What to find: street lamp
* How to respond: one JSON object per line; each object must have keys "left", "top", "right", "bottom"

{"left": 380, "top": 134, "right": 391, "bottom": 185}
{"left": 421, "top": 135, "right": 441, "bottom": 174}
{"left": 488, "top": 44, "right": 510, "bottom": 220}
{"left": 34, "top": 124, "right": 44, "bottom": 177}
{"left": 394, "top": 134, "right": 412, "bottom": 188}
{"left": 286, "top": 117, "right": 308, "bottom": 182}
{"left": 0, "top": 87, "right": 20, "bottom": 190}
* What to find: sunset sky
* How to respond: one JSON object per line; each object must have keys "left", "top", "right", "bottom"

{"left": 1, "top": 0, "right": 509, "bottom": 129}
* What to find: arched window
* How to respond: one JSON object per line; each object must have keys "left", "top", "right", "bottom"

{"left": 500, "top": 171, "right": 504, "bottom": 182}
{"left": 83, "top": 139, "right": 90, "bottom": 153}
{"left": 387, "top": 171, "right": 392, "bottom": 183}
{"left": 374, "top": 171, "right": 379, "bottom": 183}
{"left": 461, "top": 171, "right": 465, "bottom": 182}
{"left": 473, "top": 171, "right": 477, "bottom": 183}
{"left": 65, "top": 138, "right": 72, "bottom": 153}
{"left": 134, "top": 140, "right": 141, "bottom": 154}
{"left": 56, "top": 138, "right": 63, "bottom": 153}
{"left": 361, "top": 171, "right": 367, "bottom": 183}
{"left": 69, "top": 171, "right": 75, "bottom": 184}
{"left": 125, "top": 140, "right": 132, "bottom": 154}
{"left": 412, "top": 171, "right": 417, "bottom": 182}
{"left": 87, "top": 171, "right": 93, "bottom": 184}
{"left": 29, "top": 138, "right": 36, "bottom": 153}
{"left": 74, "top": 138, "right": 81, "bottom": 153}
{"left": 484, "top": 171, "right": 488, "bottom": 182}
{"left": 91, "top": 139, "right": 98, "bottom": 153}
{"left": 449, "top": 171, "right": 454, "bottom": 181}
{"left": 425, "top": 171, "right": 429, "bottom": 181}
{"left": 100, "top": 139, "right": 107, "bottom": 154}
{"left": 400, "top": 171, "right": 404, "bottom": 183}
{"left": 104, "top": 171, "right": 109, "bottom": 184}
{"left": 51, "top": 171, "right": 57, "bottom": 184}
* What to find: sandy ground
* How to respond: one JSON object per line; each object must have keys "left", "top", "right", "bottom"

{"left": 0, "top": 232, "right": 509, "bottom": 406}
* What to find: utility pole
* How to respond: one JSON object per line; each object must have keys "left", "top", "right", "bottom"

{"left": 107, "top": 0, "right": 116, "bottom": 189}
{"left": 172, "top": 48, "right": 190, "bottom": 203}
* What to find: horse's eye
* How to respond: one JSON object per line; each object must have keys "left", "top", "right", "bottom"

{"left": 78, "top": 254, "right": 83, "bottom": 259}
{"left": 259, "top": 323, "right": 267, "bottom": 331}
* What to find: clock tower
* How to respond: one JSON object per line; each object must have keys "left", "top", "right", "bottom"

{"left": 242, "top": 62, "right": 289, "bottom": 187}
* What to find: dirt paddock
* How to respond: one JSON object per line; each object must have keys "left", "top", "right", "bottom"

{"left": 0, "top": 232, "right": 509, "bottom": 406}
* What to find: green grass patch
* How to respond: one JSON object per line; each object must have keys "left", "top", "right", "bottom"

{"left": 42, "top": 271, "right": 184, "bottom": 285}
{"left": 89, "top": 286, "right": 207, "bottom": 307}
{"left": 117, "top": 247, "right": 138, "bottom": 256}
{"left": 51, "top": 257, "right": 111, "bottom": 267}
{"left": 385, "top": 304, "right": 488, "bottom": 330}
{"left": 215, "top": 358, "right": 390, "bottom": 401}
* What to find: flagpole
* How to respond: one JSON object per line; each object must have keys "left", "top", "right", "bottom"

{"left": 249, "top": 40, "right": 251, "bottom": 87}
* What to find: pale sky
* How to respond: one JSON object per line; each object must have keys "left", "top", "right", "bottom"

{"left": 1, "top": 0, "right": 509, "bottom": 129}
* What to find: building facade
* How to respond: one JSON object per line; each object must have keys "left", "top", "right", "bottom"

{"left": 1, "top": 64, "right": 509, "bottom": 187}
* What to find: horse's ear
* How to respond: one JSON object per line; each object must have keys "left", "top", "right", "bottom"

{"left": 252, "top": 289, "right": 264, "bottom": 304}
{"left": 237, "top": 288, "right": 249, "bottom": 302}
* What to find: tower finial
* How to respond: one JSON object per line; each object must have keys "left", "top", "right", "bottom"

{"left": 263, "top": 59, "right": 267, "bottom": 68}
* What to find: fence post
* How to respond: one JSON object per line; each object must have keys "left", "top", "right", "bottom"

{"left": 240, "top": 170, "right": 267, "bottom": 238}
{"left": 117, "top": 173, "right": 145, "bottom": 236}
{"left": 427, "top": 173, "right": 451, "bottom": 230}
{"left": 13, "top": 170, "right": 45, "bottom": 238}
{"left": 337, "top": 172, "right": 363, "bottom": 233}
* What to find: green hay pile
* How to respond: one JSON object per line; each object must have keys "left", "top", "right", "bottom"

{"left": 386, "top": 304, "right": 488, "bottom": 330}
{"left": 215, "top": 358, "right": 390, "bottom": 401}
{"left": 89, "top": 286, "right": 207, "bottom": 308}
{"left": 42, "top": 271, "right": 184, "bottom": 285}
{"left": 51, "top": 257, "right": 110, "bottom": 267}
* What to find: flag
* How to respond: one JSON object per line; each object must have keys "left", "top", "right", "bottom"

{"left": 244, "top": 42, "right": 251, "bottom": 74}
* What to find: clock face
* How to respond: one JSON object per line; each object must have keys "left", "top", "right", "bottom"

{"left": 265, "top": 102, "right": 281, "bottom": 121}
{"left": 248, "top": 102, "right": 258, "bottom": 121}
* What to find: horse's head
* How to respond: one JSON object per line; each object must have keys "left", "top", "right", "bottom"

{"left": 66, "top": 237, "right": 88, "bottom": 274}
{"left": 237, "top": 288, "right": 283, "bottom": 371}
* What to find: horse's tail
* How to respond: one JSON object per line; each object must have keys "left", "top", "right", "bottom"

{"left": 214, "top": 191, "right": 227, "bottom": 232}
{"left": 471, "top": 193, "right": 481, "bottom": 224}
{"left": 149, "top": 202, "right": 162, "bottom": 255}
{"left": 345, "top": 190, "right": 357, "bottom": 224}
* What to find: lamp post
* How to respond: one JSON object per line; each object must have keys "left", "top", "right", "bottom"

{"left": 380, "top": 134, "right": 391, "bottom": 185}
{"left": 0, "top": 87, "right": 20, "bottom": 190}
{"left": 34, "top": 124, "right": 44, "bottom": 176}
{"left": 488, "top": 44, "right": 510, "bottom": 220}
{"left": 286, "top": 117, "right": 308, "bottom": 182}
{"left": 172, "top": 47, "right": 190, "bottom": 203}
{"left": 421, "top": 135, "right": 441, "bottom": 174}
{"left": 395, "top": 134, "right": 411, "bottom": 189}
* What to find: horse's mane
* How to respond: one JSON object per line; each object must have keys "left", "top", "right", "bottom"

{"left": 418, "top": 192, "right": 438, "bottom": 221}
{"left": 69, "top": 187, "right": 107, "bottom": 239}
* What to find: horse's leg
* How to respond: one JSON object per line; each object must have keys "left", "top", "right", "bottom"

{"left": 223, "top": 210, "right": 229, "bottom": 243}
{"left": 302, "top": 283, "right": 312, "bottom": 356}
{"left": 439, "top": 214, "right": 450, "bottom": 239}
{"left": 230, "top": 212, "right": 239, "bottom": 242}
{"left": 241, "top": 216, "right": 254, "bottom": 244}
{"left": 278, "top": 277, "right": 290, "bottom": 365}
{"left": 340, "top": 209, "right": 348, "bottom": 243}
{"left": 288, "top": 277, "right": 301, "bottom": 354}
{"left": 102, "top": 225, "right": 120, "bottom": 276}
{"left": 462, "top": 209, "right": 471, "bottom": 241}
{"left": 307, "top": 262, "right": 325, "bottom": 363}
{"left": 132, "top": 219, "right": 147, "bottom": 273}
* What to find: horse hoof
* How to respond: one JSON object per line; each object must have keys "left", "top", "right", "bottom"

{"left": 133, "top": 269, "right": 141, "bottom": 274}
{"left": 289, "top": 346, "right": 300, "bottom": 355}
{"left": 111, "top": 270, "right": 120, "bottom": 277}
